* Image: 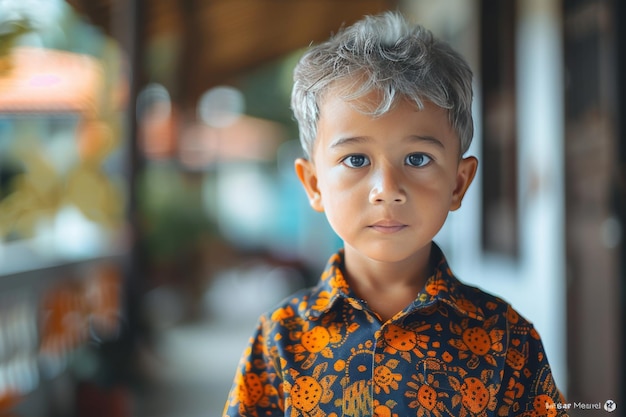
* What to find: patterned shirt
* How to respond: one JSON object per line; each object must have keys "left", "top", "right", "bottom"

{"left": 223, "top": 244, "right": 567, "bottom": 417}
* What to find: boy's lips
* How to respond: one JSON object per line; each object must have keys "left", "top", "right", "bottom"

{"left": 368, "top": 220, "right": 408, "bottom": 234}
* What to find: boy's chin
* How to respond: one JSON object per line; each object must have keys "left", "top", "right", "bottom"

{"left": 344, "top": 243, "right": 433, "bottom": 265}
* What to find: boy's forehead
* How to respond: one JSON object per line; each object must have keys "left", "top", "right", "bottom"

{"left": 313, "top": 87, "right": 461, "bottom": 157}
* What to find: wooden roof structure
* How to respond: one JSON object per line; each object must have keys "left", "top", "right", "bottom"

{"left": 65, "top": 0, "right": 395, "bottom": 106}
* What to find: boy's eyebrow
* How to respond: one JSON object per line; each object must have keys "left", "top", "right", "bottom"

{"left": 329, "top": 135, "right": 446, "bottom": 149}
{"left": 406, "top": 135, "right": 446, "bottom": 149}
{"left": 329, "top": 136, "right": 370, "bottom": 148}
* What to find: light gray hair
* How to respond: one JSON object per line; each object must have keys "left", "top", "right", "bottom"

{"left": 291, "top": 11, "right": 474, "bottom": 159}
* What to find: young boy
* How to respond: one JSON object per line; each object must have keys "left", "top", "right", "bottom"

{"left": 223, "top": 12, "right": 566, "bottom": 417}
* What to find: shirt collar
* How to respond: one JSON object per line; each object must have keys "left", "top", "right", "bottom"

{"left": 302, "top": 243, "right": 486, "bottom": 321}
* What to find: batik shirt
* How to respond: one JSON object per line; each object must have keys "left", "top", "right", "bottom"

{"left": 223, "top": 244, "right": 567, "bottom": 417}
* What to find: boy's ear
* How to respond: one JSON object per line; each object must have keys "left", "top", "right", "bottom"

{"left": 450, "top": 156, "right": 478, "bottom": 211}
{"left": 294, "top": 158, "right": 324, "bottom": 212}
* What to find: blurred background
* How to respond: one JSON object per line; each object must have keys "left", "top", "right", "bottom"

{"left": 0, "top": 0, "right": 624, "bottom": 416}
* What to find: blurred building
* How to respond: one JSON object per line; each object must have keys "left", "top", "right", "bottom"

{"left": 0, "top": 0, "right": 623, "bottom": 416}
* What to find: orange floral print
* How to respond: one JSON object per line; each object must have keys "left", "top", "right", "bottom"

{"left": 227, "top": 369, "right": 278, "bottom": 417}
{"left": 448, "top": 316, "right": 504, "bottom": 369}
{"left": 528, "top": 394, "right": 558, "bottom": 417}
{"left": 373, "top": 400, "right": 399, "bottom": 417}
{"left": 382, "top": 323, "right": 431, "bottom": 361}
{"left": 285, "top": 364, "right": 337, "bottom": 417}
{"left": 285, "top": 316, "right": 345, "bottom": 370}
{"left": 406, "top": 372, "right": 454, "bottom": 417}
{"left": 311, "top": 291, "right": 334, "bottom": 313}
{"left": 373, "top": 359, "right": 402, "bottom": 395}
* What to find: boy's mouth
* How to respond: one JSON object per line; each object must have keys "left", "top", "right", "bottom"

{"left": 368, "top": 220, "right": 407, "bottom": 234}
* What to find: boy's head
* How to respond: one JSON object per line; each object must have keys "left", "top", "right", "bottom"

{"left": 291, "top": 11, "right": 474, "bottom": 159}
{"left": 291, "top": 12, "right": 478, "bottom": 266}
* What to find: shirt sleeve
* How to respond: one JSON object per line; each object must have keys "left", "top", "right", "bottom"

{"left": 222, "top": 316, "right": 284, "bottom": 417}
{"left": 503, "top": 319, "right": 568, "bottom": 417}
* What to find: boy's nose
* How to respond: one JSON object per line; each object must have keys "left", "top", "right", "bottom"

{"left": 368, "top": 165, "right": 407, "bottom": 205}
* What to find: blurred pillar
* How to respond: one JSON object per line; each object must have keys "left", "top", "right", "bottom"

{"left": 563, "top": 0, "right": 622, "bottom": 408}
{"left": 126, "top": 0, "right": 148, "bottom": 376}
{"left": 615, "top": 0, "right": 626, "bottom": 408}
{"left": 99, "top": 0, "right": 148, "bottom": 387}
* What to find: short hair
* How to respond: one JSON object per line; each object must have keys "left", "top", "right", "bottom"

{"left": 291, "top": 11, "right": 474, "bottom": 159}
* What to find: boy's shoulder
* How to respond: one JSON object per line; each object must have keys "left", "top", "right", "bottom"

{"left": 424, "top": 244, "right": 535, "bottom": 328}
{"left": 262, "top": 285, "right": 325, "bottom": 324}
{"left": 444, "top": 276, "right": 533, "bottom": 327}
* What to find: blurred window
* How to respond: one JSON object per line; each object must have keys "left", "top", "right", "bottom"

{"left": 0, "top": 2, "right": 129, "bottom": 275}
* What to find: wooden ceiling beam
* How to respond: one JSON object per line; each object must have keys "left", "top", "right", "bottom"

{"left": 65, "top": 0, "right": 396, "bottom": 105}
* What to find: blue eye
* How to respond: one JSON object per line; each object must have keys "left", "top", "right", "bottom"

{"left": 342, "top": 154, "right": 370, "bottom": 168}
{"left": 406, "top": 153, "right": 431, "bottom": 167}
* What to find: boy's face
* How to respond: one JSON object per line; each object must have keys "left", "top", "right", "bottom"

{"left": 295, "top": 88, "right": 477, "bottom": 265}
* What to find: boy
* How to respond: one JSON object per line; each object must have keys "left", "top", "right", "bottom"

{"left": 223, "top": 12, "right": 566, "bottom": 417}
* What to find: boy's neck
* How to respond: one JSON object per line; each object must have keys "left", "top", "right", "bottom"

{"left": 342, "top": 243, "right": 434, "bottom": 321}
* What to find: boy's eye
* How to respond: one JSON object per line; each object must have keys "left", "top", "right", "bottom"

{"left": 342, "top": 154, "right": 370, "bottom": 168}
{"left": 405, "top": 153, "right": 432, "bottom": 167}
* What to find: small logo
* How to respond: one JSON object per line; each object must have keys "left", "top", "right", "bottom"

{"left": 604, "top": 400, "right": 617, "bottom": 413}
